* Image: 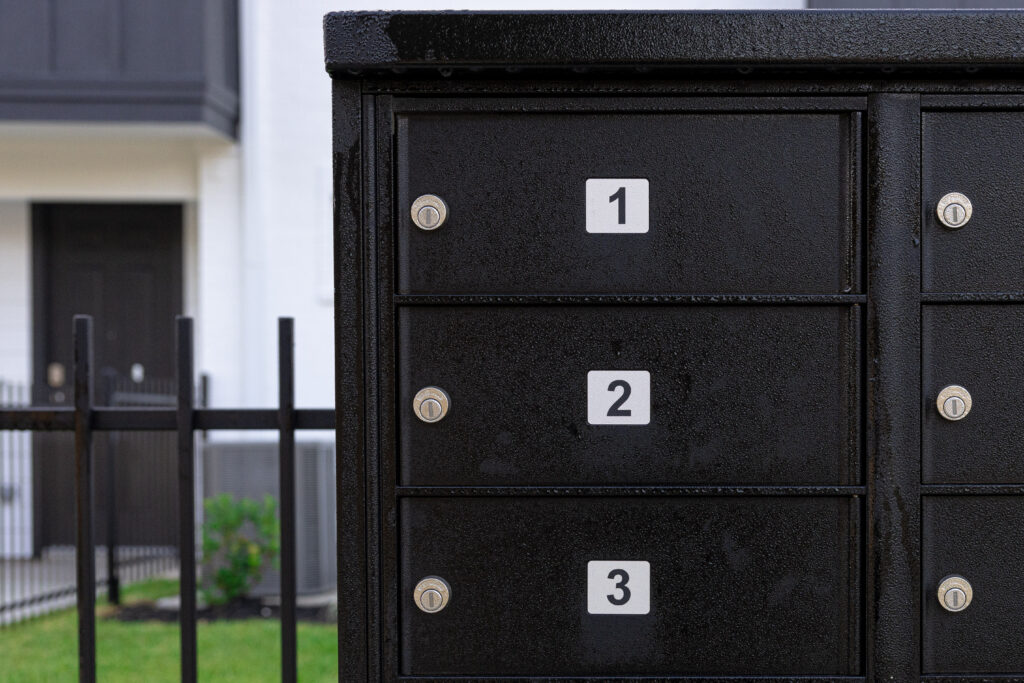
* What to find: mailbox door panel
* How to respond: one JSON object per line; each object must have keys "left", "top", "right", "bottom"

{"left": 397, "top": 111, "right": 860, "bottom": 294}
{"left": 924, "top": 496, "right": 1024, "bottom": 673}
{"left": 923, "top": 305, "right": 1024, "bottom": 484}
{"left": 400, "top": 496, "right": 860, "bottom": 676}
{"left": 399, "top": 305, "right": 860, "bottom": 486}
{"left": 923, "top": 112, "right": 1024, "bottom": 292}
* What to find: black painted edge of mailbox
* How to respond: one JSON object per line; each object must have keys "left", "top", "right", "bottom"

{"left": 324, "top": 10, "right": 1024, "bottom": 74}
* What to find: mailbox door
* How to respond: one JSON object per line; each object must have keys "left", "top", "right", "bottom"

{"left": 400, "top": 496, "right": 860, "bottom": 676}
{"left": 397, "top": 109, "right": 861, "bottom": 294}
{"left": 923, "top": 112, "right": 1024, "bottom": 292}
{"left": 923, "top": 496, "right": 1024, "bottom": 673}
{"left": 923, "top": 305, "right": 1024, "bottom": 483}
{"left": 399, "top": 305, "right": 860, "bottom": 486}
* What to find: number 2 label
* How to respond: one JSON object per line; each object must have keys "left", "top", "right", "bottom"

{"left": 587, "top": 370, "right": 650, "bottom": 425}
{"left": 587, "top": 560, "right": 650, "bottom": 615}
{"left": 586, "top": 179, "right": 649, "bottom": 233}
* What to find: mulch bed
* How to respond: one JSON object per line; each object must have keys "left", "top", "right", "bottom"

{"left": 110, "top": 598, "right": 333, "bottom": 624}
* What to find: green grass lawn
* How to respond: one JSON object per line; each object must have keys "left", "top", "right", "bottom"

{"left": 0, "top": 580, "right": 338, "bottom": 682}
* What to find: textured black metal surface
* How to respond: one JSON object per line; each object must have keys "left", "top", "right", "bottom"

{"left": 864, "top": 93, "right": 921, "bottom": 680}
{"left": 923, "top": 496, "right": 1024, "bottom": 673}
{"left": 326, "top": 12, "right": 1024, "bottom": 681}
{"left": 398, "top": 305, "right": 860, "bottom": 486}
{"left": 398, "top": 110, "right": 860, "bottom": 295}
{"left": 923, "top": 306, "right": 1024, "bottom": 483}
{"left": 923, "top": 112, "right": 1024, "bottom": 293}
{"left": 333, "top": 80, "right": 369, "bottom": 680}
{"left": 324, "top": 11, "right": 1024, "bottom": 73}
{"left": 400, "top": 496, "right": 860, "bottom": 676}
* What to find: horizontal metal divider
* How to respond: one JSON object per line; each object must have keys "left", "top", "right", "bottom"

{"left": 0, "top": 408, "right": 335, "bottom": 431}
{"left": 921, "top": 677, "right": 1024, "bottom": 681}
{"left": 394, "top": 294, "right": 867, "bottom": 305}
{"left": 390, "top": 94, "right": 869, "bottom": 113}
{"left": 922, "top": 484, "right": 1024, "bottom": 495}
{"left": 921, "top": 292, "right": 1024, "bottom": 303}
{"left": 396, "top": 485, "right": 866, "bottom": 497}
{"left": 398, "top": 677, "right": 868, "bottom": 681}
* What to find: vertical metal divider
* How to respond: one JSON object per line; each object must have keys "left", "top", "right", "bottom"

{"left": 366, "top": 91, "right": 385, "bottom": 683}
{"left": 865, "top": 93, "right": 922, "bottom": 678}
{"left": 73, "top": 315, "right": 96, "bottom": 683}
{"left": 278, "top": 317, "right": 298, "bottom": 683}
{"left": 176, "top": 317, "right": 197, "bottom": 683}
{"left": 334, "top": 78, "right": 368, "bottom": 682}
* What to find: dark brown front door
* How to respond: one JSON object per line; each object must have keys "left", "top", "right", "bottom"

{"left": 32, "top": 203, "right": 183, "bottom": 550}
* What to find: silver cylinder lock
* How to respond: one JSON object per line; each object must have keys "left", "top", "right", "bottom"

{"left": 411, "top": 194, "right": 448, "bottom": 231}
{"left": 413, "top": 576, "right": 451, "bottom": 613}
{"left": 413, "top": 386, "right": 450, "bottom": 423}
{"left": 937, "top": 385, "right": 972, "bottom": 421}
{"left": 937, "top": 192, "right": 973, "bottom": 229}
{"left": 938, "top": 575, "right": 973, "bottom": 612}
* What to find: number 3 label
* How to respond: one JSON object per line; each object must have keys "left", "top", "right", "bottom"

{"left": 586, "top": 178, "right": 649, "bottom": 233}
{"left": 587, "top": 370, "right": 650, "bottom": 425}
{"left": 587, "top": 560, "right": 650, "bottom": 615}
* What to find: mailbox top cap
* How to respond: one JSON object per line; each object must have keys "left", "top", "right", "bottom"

{"left": 325, "top": 10, "right": 1024, "bottom": 76}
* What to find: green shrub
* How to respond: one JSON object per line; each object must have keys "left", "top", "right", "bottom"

{"left": 201, "top": 494, "right": 280, "bottom": 604}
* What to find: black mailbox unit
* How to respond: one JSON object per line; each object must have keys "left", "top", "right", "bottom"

{"left": 326, "top": 12, "right": 1024, "bottom": 680}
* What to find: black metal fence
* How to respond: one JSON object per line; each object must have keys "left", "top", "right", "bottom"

{"left": 0, "top": 316, "right": 336, "bottom": 683}
{"left": 2, "top": 374, "right": 192, "bottom": 625}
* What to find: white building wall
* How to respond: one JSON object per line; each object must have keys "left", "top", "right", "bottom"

{"left": 0, "top": 201, "right": 30, "bottom": 387}
{"left": 0, "top": 126, "right": 202, "bottom": 201}
{"left": 237, "top": 0, "right": 337, "bottom": 410}
{"left": 0, "top": 201, "right": 31, "bottom": 558}
{"left": 196, "top": 146, "right": 245, "bottom": 408}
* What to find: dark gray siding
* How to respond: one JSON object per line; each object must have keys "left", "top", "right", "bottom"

{"left": 0, "top": 0, "right": 238, "bottom": 137}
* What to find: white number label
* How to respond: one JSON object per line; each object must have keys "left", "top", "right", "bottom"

{"left": 587, "top": 560, "right": 650, "bottom": 615}
{"left": 585, "top": 178, "right": 649, "bottom": 234}
{"left": 587, "top": 370, "right": 650, "bottom": 425}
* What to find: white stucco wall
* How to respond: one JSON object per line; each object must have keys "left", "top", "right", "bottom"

{"left": 0, "top": 201, "right": 31, "bottom": 557}
{"left": 0, "top": 201, "right": 30, "bottom": 388}
{"left": 236, "top": 0, "right": 337, "bottom": 411}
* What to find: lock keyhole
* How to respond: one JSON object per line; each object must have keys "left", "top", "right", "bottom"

{"left": 937, "top": 192, "right": 973, "bottom": 229}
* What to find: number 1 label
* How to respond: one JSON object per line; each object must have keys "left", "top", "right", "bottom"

{"left": 586, "top": 179, "right": 649, "bottom": 233}
{"left": 587, "top": 560, "right": 650, "bottom": 615}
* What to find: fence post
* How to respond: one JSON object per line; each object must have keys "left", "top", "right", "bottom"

{"left": 176, "top": 317, "right": 197, "bottom": 683}
{"left": 278, "top": 318, "right": 297, "bottom": 683}
{"left": 73, "top": 316, "right": 96, "bottom": 683}
{"left": 102, "top": 369, "right": 120, "bottom": 606}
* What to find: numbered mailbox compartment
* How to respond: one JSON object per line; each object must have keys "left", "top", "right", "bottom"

{"left": 924, "top": 497, "right": 1024, "bottom": 674}
{"left": 924, "top": 112, "right": 1024, "bottom": 292}
{"left": 397, "top": 110, "right": 862, "bottom": 294}
{"left": 398, "top": 305, "right": 861, "bottom": 486}
{"left": 924, "top": 305, "right": 1024, "bottom": 483}
{"left": 401, "top": 496, "right": 861, "bottom": 676}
